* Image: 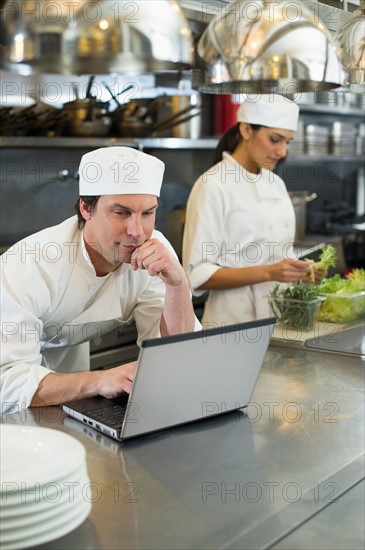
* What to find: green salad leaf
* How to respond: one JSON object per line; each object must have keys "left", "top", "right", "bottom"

{"left": 318, "top": 268, "right": 365, "bottom": 295}
{"left": 306, "top": 244, "right": 337, "bottom": 282}
{"left": 317, "top": 268, "right": 365, "bottom": 323}
{"left": 346, "top": 268, "right": 365, "bottom": 293}
{"left": 317, "top": 274, "right": 344, "bottom": 294}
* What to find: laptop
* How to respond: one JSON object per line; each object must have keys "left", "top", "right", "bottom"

{"left": 62, "top": 317, "right": 275, "bottom": 441}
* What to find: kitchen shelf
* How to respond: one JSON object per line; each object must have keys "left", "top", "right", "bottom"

{"left": 284, "top": 155, "right": 364, "bottom": 164}
{"left": 298, "top": 104, "right": 364, "bottom": 118}
{"left": 136, "top": 137, "right": 218, "bottom": 149}
{"left": 1, "top": 137, "right": 364, "bottom": 162}
{"left": 0, "top": 136, "right": 219, "bottom": 149}
{"left": 0, "top": 136, "right": 140, "bottom": 148}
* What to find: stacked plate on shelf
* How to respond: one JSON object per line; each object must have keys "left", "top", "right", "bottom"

{"left": 304, "top": 124, "right": 330, "bottom": 155}
{"left": 330, "top": 121, "right": 357, "bottom": 156}
{"left": 288, "top": 119, "right": 304, "bottom": 155}
{"left": 0, "top": 424, "right": 92, "bottom": 550}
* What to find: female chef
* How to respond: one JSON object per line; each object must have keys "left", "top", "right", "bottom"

{"left": 183, "top": 94, "right": 320, "bottom": 326}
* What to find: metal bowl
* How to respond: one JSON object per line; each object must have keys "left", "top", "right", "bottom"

{"left": 0, "top": 0, "right": 193, "bottom": 75}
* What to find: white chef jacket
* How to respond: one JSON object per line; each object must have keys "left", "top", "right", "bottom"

{"left": 1, "top": 216, "right": 200, "bottom": 409}
{"left": 183, "top": 152, "right": 296, "bottom": 326}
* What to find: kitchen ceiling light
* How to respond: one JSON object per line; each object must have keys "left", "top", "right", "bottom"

{"left": 335, "top": 0, "right": 365, "bottom": 92}
{"left": 194, "top": 0, "right": 344, "bottom": 94}
{"left": 0, "top": 0, "right": 193, "bottom": 75}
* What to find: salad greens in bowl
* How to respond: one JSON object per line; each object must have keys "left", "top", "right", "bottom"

{"left": 268, "top": 245, "right": 364, "bottom": 329}
{"left": 317, "top": 268, "right": 365, "bottom": 324}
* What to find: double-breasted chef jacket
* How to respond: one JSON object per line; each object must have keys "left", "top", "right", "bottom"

{"left": 1, "top": 216, "right": 200, "bottom": 408}
{"left": 183, "top": 152, "right": 296, "bottom": 326}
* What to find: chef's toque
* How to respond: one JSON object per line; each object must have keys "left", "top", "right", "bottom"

{"left": 79, "top": 146, "right": 165, "bottom": 196}
{"left": 237, "top": 94, "right": 299, "bottom": 132}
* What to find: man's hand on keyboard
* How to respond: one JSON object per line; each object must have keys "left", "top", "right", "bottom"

{"left": 96, "top": 361, "right": 137, "bottom": 398}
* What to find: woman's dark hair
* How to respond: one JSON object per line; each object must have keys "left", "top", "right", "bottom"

{"left": 212, "top": 123, "right": 264, "bottom": 166}
{"left": 75, "top": 196, "right": 100, "bottom": 228}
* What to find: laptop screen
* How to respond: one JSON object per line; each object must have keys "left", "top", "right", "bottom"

{"left": 62, "top": 317, "right": 275, "bottom": 441}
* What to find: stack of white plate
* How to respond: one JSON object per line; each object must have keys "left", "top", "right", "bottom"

{"left": 0, "top": 424, "right": 92, "bottom": 550}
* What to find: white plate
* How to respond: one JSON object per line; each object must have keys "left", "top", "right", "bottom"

{"left": 0, "top": 497, "right": 91, "bottom": 549}
{"left": 0, "top": 495, "right": 85, "bottom": 543}
{"left": 0, "top": 464, "right": 87, "bottom": 511}
{"left": 0, "top": 492, "right": 85, "bottom": 531}
{"left": 0, "top": 425, "right": 86, "bottom": 488}
{"left": 0, "top": 472, "right": 90, "bottom": 526}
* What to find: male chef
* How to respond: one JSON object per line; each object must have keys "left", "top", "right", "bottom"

{"left": 1, "top": 146, "right": 199, "bottom": 411}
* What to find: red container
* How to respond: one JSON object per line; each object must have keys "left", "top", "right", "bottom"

{"left": 213, "top": 95, "right": 240, "bottom": 135}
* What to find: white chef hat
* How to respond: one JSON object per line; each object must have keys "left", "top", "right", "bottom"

{"left": 79, "top": 146, "right": 165, "bottom": 197}
{"left": 237, "top": 94, "right": 299, "bottom": 132}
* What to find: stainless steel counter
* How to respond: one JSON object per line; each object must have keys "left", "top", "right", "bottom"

{"left": 271, "top": 321, "right": 365, "bottom": 358}
{"left": 1, "top": 346, "right": 364, "bottom": 549}
{"left": 0, "top": 136, "right": 219, "bottom": 150}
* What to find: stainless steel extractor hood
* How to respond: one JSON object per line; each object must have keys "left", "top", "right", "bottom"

{"left": 335, "top": 0, "right": 365, "bottom": 92}
{"left": 0, "top": 0, "right": 193, "bottom": 75}
{"left": 194, "top": 0, "right": 345, "bottom": 94}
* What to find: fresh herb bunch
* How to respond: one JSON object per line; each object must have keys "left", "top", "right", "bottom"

{"left": 305, "top": 244, "right": 337, "bottom": 282}
{"left": 269, "top": 282, "right": 321, "bottom": 331}
{"left": 273, "top": 282, "right": 319, "bottom": 301}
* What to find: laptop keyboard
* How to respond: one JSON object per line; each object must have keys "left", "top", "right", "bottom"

{"left": 86, "top": 404, "right": 126, "bottom": 428}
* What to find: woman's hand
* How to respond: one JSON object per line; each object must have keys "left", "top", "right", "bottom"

{"left": 304, "top": 265, "right": 327, "bottom": 284}
{"left": 268, "top": 258, "right": 313, "bottom": 283}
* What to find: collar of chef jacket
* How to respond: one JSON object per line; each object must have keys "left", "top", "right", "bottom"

{"left": 222, "top": 152, "right": 283, "bottom": 200}
{"left": 68, "top": 230, "right": 126, "bottom": 324}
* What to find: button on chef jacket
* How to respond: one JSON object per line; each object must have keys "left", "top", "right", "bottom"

{"left": 183, "top": 152, "right": 296, "bottom": 326}
{"left": 1, "top": 216, "right": 200, "bottom": 409}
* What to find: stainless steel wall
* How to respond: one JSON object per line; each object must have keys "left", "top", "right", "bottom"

{"left": 1, "top": 146, "right": 85, "bottom": 245}
{"left": 0, "top": 140, "right": 215, "bottom": 248}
